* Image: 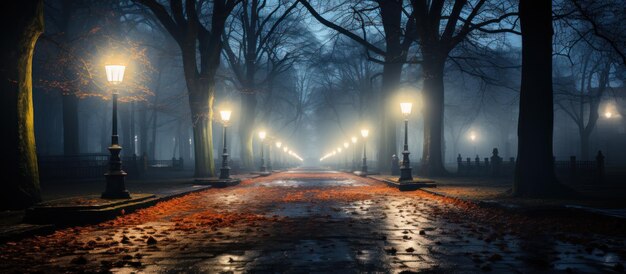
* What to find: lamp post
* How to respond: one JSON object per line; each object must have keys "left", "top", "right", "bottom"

{"left": 283, "top": 146, "right": 289, "bottom": 168}
{"left": 361, "top": 129, "right": 369, "bottom": 175}
{"left": 276, "top": 141, "right": 282, "bottom": 169}
{"left": 399, "top": 102, "right": 413, "bottom": 182}
{"left": 267, "top": 138, "right": 273, "bottom": 171}
{"left": 337, "top": 147, "right": 342, "bottom": 170}
{"left": 343, "top": 142, "right": 349, "bottom": 170}
{"left": 219, "top": 109, "right": 232, "bottom": 180}
{"left": 351, "top": 136, "right": 357, "bottom": 171}
{"left": 102, "top": 64, "right": 131, "bottom": 199}
{"left": 470, "top": 131, "right": 477, "bottom": 156}
{"left": 259, "top": 131, "right": 267, "bottom": 172}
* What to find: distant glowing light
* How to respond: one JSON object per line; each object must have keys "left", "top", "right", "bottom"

{"left": 469, "top": 131, "right": 476, "bottom": 141}
{"left": 351, "top": 136, "right": 357, "bottom": 144}
{"left": 258, "top": 131, "right": 266, "bottom": 140}
{"left": 361, "top": 129, "right": 369, "bottom": 138}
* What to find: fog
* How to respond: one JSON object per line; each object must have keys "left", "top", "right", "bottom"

{"left": 31, "top": 0, "right": 626, "bottom": 176}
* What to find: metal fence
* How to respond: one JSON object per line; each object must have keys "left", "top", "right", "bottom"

{"left": 455, "top": 149, "right": 605, "bottom": 183}
{"left": 38, "top": 154, "right": 184, "bottom": 181}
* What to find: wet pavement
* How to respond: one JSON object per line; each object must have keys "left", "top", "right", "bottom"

{"left": 1, "top": 169, "right": 625, "bottom": 273}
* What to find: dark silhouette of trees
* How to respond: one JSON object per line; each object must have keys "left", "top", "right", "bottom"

{"left": 513, "top": 0, "right": 557, "bottom": 197}
{"left": 0, "top": 0, "right": 44, "bottom": 209}
{"left": 136, "top": 0, "right": 241, "bottom": 177}
{"left": 222, "top": 0, "right": 302, "bottom": 170}
{"left": 298, "top": 0, "right": 415, "bottom": 174}
{"left": 555, "top": 49, "right": 614, "bottom": 160}
{"left": 409, "top": 0, "right": 518, "bottom": 176}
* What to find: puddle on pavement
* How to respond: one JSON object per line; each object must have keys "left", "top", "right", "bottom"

{"left": 267, "top": 202, "right": 351, "bottom": 218}
{"left": 256, "top": 179, "right": 368, "bottom": 188}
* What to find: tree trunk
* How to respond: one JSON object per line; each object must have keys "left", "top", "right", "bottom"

{"left": 580, "top": 130, "right": 590, "bottom": 160}
{"left": 189, "top": 82, "right": 216, "bottom": 178}
{"left": 0, "top": 0, "right": 43, "bottom": 209}
{"left": 239, "top": 92, "right": 257, "bottom": 170}
{"left": 62, "top": 93, "right": 79, "bottom": 155}
{"left": 139, "top": 101, "right": 148, "bottom": 156}
{"left": 420, "top": 54, "right": 447, "bottom": 176}
{"left": 376, "top": 0, "right": 404, "bottom": 175}
{"left": 120, "top": 103, "right": 131, "bottom": 156}
{"left": 514, "top": 0, "right": 557, "bottom": 197}
{"left": 150, "top": 100, "right": 158, "bottom": 160}
{"left": 378, "top": 62, "right": 402, "bottom": 174}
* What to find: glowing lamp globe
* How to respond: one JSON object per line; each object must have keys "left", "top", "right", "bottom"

{"left": 276, "top": 141, "right": 282, "bottom": 148}
{"left": 361, "top": 129, "right": 369, "bottom": 138}
{"left": 259, "top": 131, "right": 266, "bottom": 140}
{"left": 219, "top": 110, "right": 232, "bottom": 123}
{"left": 351, "top": 136, "right": 357, "bottom": 144}
{"left": 105, "top": 65, "right": 126, "bottom": 85}
{"left": 400, "top": 102, "right": 413, "bottom": 116}
{"left": 343, "top": 142, "right": 349, "bottom": 148}
{"left": 470, "top": 132, "right": 476, "bottom": 141}
{"left": 605, "top": 112, "right": 613, "bottom": 119}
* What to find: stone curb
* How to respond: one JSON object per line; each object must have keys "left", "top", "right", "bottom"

{"left": 1, "top": 173, "right": 260, "bottom": 243}
{"left": 418, "top": 186, "right": 626, "bottom": 221}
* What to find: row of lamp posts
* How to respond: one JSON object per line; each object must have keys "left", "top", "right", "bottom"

{"left": 319, "top": 101, "right": 414, "bottom": 182}
{"left": 100, "top": 64, "right": 245, "bottom": 199}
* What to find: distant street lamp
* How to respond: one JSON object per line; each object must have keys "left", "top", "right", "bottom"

{"left": 337, "top": 147, "right": 342, "bottom": 170}
{"left": 351, "top": 136, "right": 357, "bottom": 171}
{"left": 102, "top": 64, "right": 131, "bottom": 199}
{"left": 605, "top": 111, "right": 613, "bottom": 119}
{"left": 259, "top": 131, "right": 267, "bottom": 172}
{"left": 469, "top": 131, "right": 477, "bottom": 156}
{"left": 399, "top": 102, "right": 414, "bottom": 182}
{"left": 361, "top": 128, "right": 369, "bottom": 175}
{"left": 283, "top": 146, "right": 289, "bottom": 167}
{"left": 218, "top": 109, "right": 232, "bottom": 180}
{"left": 343, "top": 142, "right": 349, "bottom": 170}
{"left": 276, "top": 141, "right": 282, "bottom": 169}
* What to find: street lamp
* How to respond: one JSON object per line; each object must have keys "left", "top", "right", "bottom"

{"left": 351, "top": 136, "right": 357, "bottom": 171}
{"left": 605, "top": 111, "right": 613, "bottom": 119}
{"left": 102, "top": 64, "right": 130, "bottom": 199}
{"left": 360, "top": 128, "right": 369, "bottom": 175}
{"left": 343, "top": 142, "right": 349, "bottom": 170}
{"left": 259, "top": 131, "right": 267, "bottom": 172}
{"left": 219, "top": 109, "right": 232, "bottom": 179}
{"left": 469, "top": 131, "right": 477, "bottom": 156}
{"left": 399, "top": 102, "right": 413, "bottom": 182}
{"left": 283, "top": 146, "right": 289, "bottom": 168}
{"left": 276, "top": 141, "right": 282, "bottom": 169}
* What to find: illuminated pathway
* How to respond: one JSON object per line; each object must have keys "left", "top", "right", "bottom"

{"left": 0, "top": 168, "right": 624, "bottom": 273}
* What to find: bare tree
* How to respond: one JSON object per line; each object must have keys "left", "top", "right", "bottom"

{"left": 222, "top": 0, "right": 303, "bottom": 169}
{"left": 409, "top": 0, "right": 518, "bottom": 176}
{"left": 514, "top": 0, "right": 557, "bottom": 197}
{"left": 135, "top": 0, "right": 241, "bottom": 177}
{"left": 555, "top": 49, "right": 614, "bottom": 160}
{"left": 298, "top": 0, "right": 416, "bottom": 173}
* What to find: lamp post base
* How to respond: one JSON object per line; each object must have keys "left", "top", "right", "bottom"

{"left": 219, "top": 167, "right": 231, "bottom": 180}
{"left": 399, "top": 167, "right": 413, "bottom": 182}
{"left": 102, "top": 171, "right": 130, "bottom": 199}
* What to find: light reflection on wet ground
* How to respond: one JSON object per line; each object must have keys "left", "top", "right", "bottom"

{"left": 1, "top": 171, "right": 624, "bottom": 273}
